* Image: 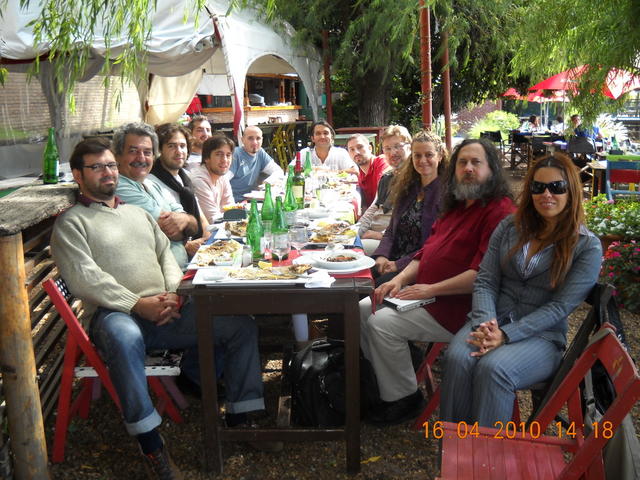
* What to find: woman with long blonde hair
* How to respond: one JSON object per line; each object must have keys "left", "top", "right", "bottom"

{"left": 371, "top": 130, "right": 447, "bottom": 285}
{"left": 440, "top": 152, "right": 602, "bottom": 427}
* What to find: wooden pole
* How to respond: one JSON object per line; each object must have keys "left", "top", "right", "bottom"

{"left": 0, "top": 233, "right": 50, "bottom": 480}
{"left": 322, "top": 29, "right": 333, "bottom": 125}
{"left": 419, "top": 0, "right": 432, "bottom": 130}
{"left": 441, "top": 31, "right": 453, "bottom": 151}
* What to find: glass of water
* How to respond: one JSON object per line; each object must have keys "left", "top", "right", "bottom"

{"left": 271, "top": 232, "right": 290, "bottom": 262}
{"left": 288, "top": 225, "right": 308, "bottom": 254}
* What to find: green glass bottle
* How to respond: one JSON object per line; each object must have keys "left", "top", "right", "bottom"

{"left": 303, "top": 150, "right": 313, "bottom": 177}
{"left": 286, "top": 164, "right": 294, "bottom": 188}
{"left": 272, "top": 196, "right": 289, "bottom": 260}
{"left": 292, "top": 153, "right": 306, "bottom": 209}
{"left": 246, "top": 199, "right": 264, "bottom": 261}
{"left": 43, "top": 127, "right": 60, "bottom": 184}
{"left": 261, "top": 182, "right": 275, "bottom": 230}
{"left": 272, "top": 197, "right": 288, "bottom": 233}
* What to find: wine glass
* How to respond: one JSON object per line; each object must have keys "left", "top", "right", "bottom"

{"left": 271, "top": 232, "right": 291, "bottom": 263}
{"left": 288, "top": 225, "right": 308, "bottom": 255}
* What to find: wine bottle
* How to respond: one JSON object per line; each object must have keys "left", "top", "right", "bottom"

{"left": 303, "top": 150, "right": 313, "bottom": 177}
{"left": 292, "top": 153, "right": 306, "bottom": 209}
{"left": 43, "top": 127, "right": 60, "bottom": 184}
{"left": 246, "top": 199, "right": 264, "bottom": 261}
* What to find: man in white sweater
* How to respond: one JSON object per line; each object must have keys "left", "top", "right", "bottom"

{"left": 51, "top": 138, "right": 266, "bottom": 479}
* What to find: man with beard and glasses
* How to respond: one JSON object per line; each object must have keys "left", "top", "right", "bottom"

{"left": 229, "top": 125, "right": 284, "bottom": 202}
{"left": 51, "top": 138, "right": 267, "bottom": 479}
{"left": 357, "top": 125, "right": 412, "bottom": 255}
{"left": 114, "top": 122, "right": 198, "bottom": 269}
{"left": 184, "top": 115, "right": 212, "bottom": 172}
{"left": 359, "top": 138, "right": 515, "bottom": 426}
{"left": 148, "top": 123, "right": 210, "bottom": 257}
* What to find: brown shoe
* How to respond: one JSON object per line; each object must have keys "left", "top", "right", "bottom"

{"left": 142, "top": 442, "right": 184, "bottom": 480}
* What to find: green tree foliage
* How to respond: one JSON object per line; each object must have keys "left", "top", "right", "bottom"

{"left": 510, "top": 0, "right": 640, "bottom": 122}
{"left": 8, "top": 0, "right": 206, "bottom": 107}
{"left": 243, "top": 0, "right": 525, "bottom": 127}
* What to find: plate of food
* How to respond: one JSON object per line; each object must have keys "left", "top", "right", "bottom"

{"left": 188, "top": 239, "right": 243, "bottom": 269}
{"left": 192, "top": 263, "right": 314, "bottom": 284}
{"left": 308, "top": 221, "right": 357, "bottom": 245}
{"left": 313, "top": 251, "right": 365, "bottom": 270}
{"left": 294, "top": 253, "right": 374, "bottom": 275}
{"left": 224, "top": 219, "right": 248, "bottom": 238}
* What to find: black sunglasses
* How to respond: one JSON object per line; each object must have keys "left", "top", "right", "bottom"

{"left": 530, "top": 180, "right": 568, "bottom": 195}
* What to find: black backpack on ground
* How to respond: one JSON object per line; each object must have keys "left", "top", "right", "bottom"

{"left": 288, "top": 338, "right": 380, "bottom": 427}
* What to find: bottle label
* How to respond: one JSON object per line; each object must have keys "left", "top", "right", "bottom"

{"left": 292, "top": 186, "right": 304, "bottom": 199}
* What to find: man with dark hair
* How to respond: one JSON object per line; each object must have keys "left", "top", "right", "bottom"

{"left": 293, "top": 120, "right": 357, "bottom": 173}
{"left": 191, "top": 134, "right": 235, "bottom": 222}
{"left": 229, "top": 125, "right": 284, "bottom": 202}
{"left": 346, "top": 133, "right": 390, "bottom": 211}
{"left": 51, "top": 138, "right": 267, "bottom": 479}
{"left": 148, "top": 123, "right": 209, "bottom": 257}
{"left": 185, "top": 115, "right": 212, "bottom": 171}
{"left": 113, "top": 122, "right": 198, "bottom": 268}
{"left": 359, "top": 138, "right": 515, "bottom": 426}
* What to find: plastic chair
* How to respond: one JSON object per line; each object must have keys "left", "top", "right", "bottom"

{"left": 43, "top": 277, "right": 186, "bottom": 463}
{"left": 605, "top": 160, "right": 640, "bottom": 200}
{"left": 437, "top": 324, "right": 640, "bottom": 480}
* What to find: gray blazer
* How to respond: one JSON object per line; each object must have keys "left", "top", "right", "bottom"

{"left": 469, "top": 215, "right": 602, "bottom": 348}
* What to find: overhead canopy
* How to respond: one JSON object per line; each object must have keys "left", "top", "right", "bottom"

{"left": 1, "top": 0, "right": 321, "bottom": 140}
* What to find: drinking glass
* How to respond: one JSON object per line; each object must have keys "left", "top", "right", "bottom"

{"left": 271, "top": 232, "right": 291, "bottom": 262}
{"left": 288, "top": 225, "right": 308, "bottom": 254}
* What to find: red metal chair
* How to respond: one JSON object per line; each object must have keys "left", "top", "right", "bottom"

{"left": 43, "top": 277, "right": 186, "bottom": 463}
{"left": 414, "top": 342, "right": 446, "bottom": 428}
{"left": 437, "top": 324, "right": 640, "bottom": 480}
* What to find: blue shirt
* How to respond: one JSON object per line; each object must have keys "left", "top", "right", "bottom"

{"left": 229, "top": 147, "right": 281, "bottom": 202}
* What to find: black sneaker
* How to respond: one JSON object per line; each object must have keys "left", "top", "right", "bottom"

{"left": 142, "top": 443, "right": 184, "bottom": 480}
{"left": 225, "top": 419, "right": 284, "bottom": 453}
{"left": 368, "top": 390, "right": 425, "bottom": 427}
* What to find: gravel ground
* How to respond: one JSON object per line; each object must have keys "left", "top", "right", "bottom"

{"left": 47, "top": 305, "right": 640, "bottom": 480}
{"left": 48, "top": 167, "right": 640, "bottom": 479}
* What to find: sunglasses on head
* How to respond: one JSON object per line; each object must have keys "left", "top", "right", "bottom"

{"left": 530, "top": 180, "right": 568, "bottom": 195}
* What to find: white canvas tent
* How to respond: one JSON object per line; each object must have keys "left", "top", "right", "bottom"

{"left": 0, "top": 0, "right": 321, "bottom": 178}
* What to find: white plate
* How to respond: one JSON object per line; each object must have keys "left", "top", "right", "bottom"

{"left": 295, "top": 253, "right": 375, "bottom": 274}
{"left": 305, "top": 207, "right": 332, "bottom": 219}
{"left": 314, "top": 251, "right": 364, "bottom": 270}
{"left": 192, "top": 267, "right": 308, "bottom": 285}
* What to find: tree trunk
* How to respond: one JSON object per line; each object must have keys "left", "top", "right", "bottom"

{"left": 355, "top": 68, "right": 391, "bottom": 126}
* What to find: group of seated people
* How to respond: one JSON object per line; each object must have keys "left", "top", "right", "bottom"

{"left": 50, "top": 116, "right": 603, "bottom": 478}
{"left": 519, "top": 113, "right": 602, "bottom": 140}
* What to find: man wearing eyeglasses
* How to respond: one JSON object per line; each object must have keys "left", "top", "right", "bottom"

{"left": 51, "top": 137, "right": 267, "bottom": 478}
{"left": 114, "top": 122, "right": 198, "bottom": 268}
{"left": 357, "top": 125, "right": 412, "bottom": 254}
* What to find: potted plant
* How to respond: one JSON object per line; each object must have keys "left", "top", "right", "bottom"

{"left": 601, "top": 240, "right": 640, "bottom": 313}
{"left": 584, "top": 194, "right": 640, "bottom": 249}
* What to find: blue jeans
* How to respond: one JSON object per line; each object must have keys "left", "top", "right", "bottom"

{"left": 89, "top": 300, "right": 264, "bottom": 435}
{"left": 439, "top": 321, "right": 562, "bottom": 427}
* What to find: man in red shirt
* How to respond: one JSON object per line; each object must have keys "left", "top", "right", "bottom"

{"left": 346, "top": 134, "right": 390, "bottom": 211}
{"left": 359, "top": 138, "right": 515, "bottom": 426}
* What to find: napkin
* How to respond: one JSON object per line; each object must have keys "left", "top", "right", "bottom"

{"left": 305, "top": 270, "right": 336, "bottom": 288}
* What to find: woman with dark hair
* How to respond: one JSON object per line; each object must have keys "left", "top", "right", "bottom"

{"left": 440, "top": 152, "right": 602, "bottom": 427}
{"left": 372, "top": 130, "right": 446, "bottom": 285}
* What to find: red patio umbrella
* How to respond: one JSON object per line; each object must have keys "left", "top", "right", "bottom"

{"left": 529, "top": 65, "right": 640, "bottom": 99}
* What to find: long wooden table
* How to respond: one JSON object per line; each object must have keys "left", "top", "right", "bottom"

{"left": 177, "top": 276, "right": 373, "bottom": 474}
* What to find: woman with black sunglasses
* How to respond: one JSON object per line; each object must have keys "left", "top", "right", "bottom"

{"left": 439, "top": 152, "right": 602, "bottom": 427}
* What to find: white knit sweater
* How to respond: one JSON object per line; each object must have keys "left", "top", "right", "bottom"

{"left": 51, "top": 202, "right": 183, "bottom": 318}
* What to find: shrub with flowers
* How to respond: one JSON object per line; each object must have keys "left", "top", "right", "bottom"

{"left": 584, "top": 194, "right": 640, "bottom": 239}
{"left": 601, "top": 240, "right": 640, "bottom": 313}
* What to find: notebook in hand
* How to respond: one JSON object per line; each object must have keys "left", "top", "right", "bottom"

{"left": 383, "top": 296, "right": 435, "bottom": 312}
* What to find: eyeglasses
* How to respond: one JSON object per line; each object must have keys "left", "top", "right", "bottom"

{"left": 382, "top": 143, "right": 409, "bottom": 153}
{"left": 83, "top": 163, "right": 118, "bottom": 172}
{"left": 530, "top": 180, "right": 568, "bottom": 195}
